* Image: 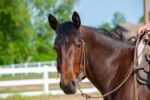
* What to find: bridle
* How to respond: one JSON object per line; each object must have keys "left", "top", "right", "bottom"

{"left": 77, "top": 38, "right": 87, "bottom": 82}
{"left": 76, "top": 32, "right": 148, "bottom": 100}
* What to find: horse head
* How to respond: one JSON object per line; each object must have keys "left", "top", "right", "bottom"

{"left": 48, "top": 12, "right": 85, "bottom": 94}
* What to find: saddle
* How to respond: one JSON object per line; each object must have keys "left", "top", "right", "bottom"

{"left": 136, "top": 54, "right": 150, "bottom": 84}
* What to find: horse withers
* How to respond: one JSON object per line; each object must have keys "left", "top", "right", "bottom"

{"left": 48, "top": 12, "right": 150, "bottom": 100}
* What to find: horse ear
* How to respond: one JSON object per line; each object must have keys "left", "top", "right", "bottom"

{"left": 48, "top": 13, "right": 58, "bottom": 30}
{"left": 72, "top": 11, "right": 81, "bottom": 28}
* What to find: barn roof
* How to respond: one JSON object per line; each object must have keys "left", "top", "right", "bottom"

{"left": 112, "top": 23, "right": 143, "bottom": 38}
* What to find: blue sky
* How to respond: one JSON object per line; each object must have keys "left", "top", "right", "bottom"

{"left": 73, "top": 0, "right": 150, "bottom": 27}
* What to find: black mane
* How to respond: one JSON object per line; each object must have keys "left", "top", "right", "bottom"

{"left": 55, "top": 21, "right": 127, "bottom": 43}
{"left": 84, "top": 26, "right": 125, "bottom": 42}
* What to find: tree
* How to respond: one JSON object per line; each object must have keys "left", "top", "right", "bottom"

{"left": 0, "top": 0, "right": 78, "bottom": 65}
{"left": 25, "top": 0, "right": 78, "bottom": 62}
{"left": 112, "top": 12, "right": 126, "bottom": 26}
{"left": 138, "top": 12, "right": 150, "bottom": 23}
{"left": 0, "top": 0, "right": 34, "bottom": 65}
{"left": 100, "top": 22, "right": 111, "bottom": 30}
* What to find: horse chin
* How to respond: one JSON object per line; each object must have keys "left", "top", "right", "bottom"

{"left": 63, "top": 88, "right": 76, "bottom": 94}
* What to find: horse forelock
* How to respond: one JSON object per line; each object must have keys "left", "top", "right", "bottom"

{"left": 55, "top": 21, "right": 80, "bottom": 43}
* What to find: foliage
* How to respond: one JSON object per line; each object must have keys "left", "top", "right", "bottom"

{"left": 0, "top": 0, "right": 34, "bottom": 64}
{"left": 100, "top": 22, "right": 111, "bottom": 30}
{"left": 25, "top": 0, "right": 78, "bottom": 62}
{"left": 112, "top": 12, "right": 126, "bottom": 26}
{"left": 100, "top": 12, "right": 126, "bottom": 30}
{"left": 138, "top": 12, "right": 150, "bottom": 23}
{"left": 0, "top": 0, "right": 77, "bottom": 65}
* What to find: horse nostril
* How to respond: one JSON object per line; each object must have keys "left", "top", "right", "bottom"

{"left": 70, "top": 81, "right": 76, "bottom": 86}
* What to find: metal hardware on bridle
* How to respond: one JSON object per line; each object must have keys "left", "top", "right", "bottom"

{"left": 77, "top": 32, "right": 148, "bottom": 100}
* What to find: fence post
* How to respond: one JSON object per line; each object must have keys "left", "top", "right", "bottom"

{"left": 52, "top": 61, "right": 56, "bottom": 67}
{"left": 24, "top": 63, "right": 28, "bottom": 75}
{"left": 38, "top": 62, "right": 41, "bottom": 67}
{"left": 12, "top": 64, "right": 15, "bottom": 76}
{"left": 43, "top": 65, "right": 49, "bottom": 94}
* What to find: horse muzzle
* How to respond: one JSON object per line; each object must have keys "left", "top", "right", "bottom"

{"left": 60, "top": 81, "right": 77, "bottom": 94}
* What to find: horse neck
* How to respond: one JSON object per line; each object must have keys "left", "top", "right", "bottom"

{"left": 80, "top": 26, "right": 135, "bottom": 95}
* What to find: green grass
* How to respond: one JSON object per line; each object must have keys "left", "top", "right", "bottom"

{"left": 0, "top": 85, "right": 46, "bottom": 94}
{"left": 0, "top": 73, "right": 58, "bottom": 81}
{"left": 0, "top": 74, "right": 42, "bottom": 81}
{"left": 2, "top": 95, "right": 32, "bottom": 100}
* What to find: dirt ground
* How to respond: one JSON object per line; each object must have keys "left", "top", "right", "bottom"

{"left": 2, "top": 93, "right": 104, "bottom": 100}
{"left": 49, "top": 93, "right": 104, "bottom": 100}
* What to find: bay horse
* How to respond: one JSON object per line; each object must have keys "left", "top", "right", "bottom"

{"left": 48, "top": 12, "right": 150, "bottom": 100}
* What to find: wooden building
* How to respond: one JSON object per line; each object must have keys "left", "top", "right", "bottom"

{"left": 112, "top": 23, "right": 143, "bottom": 39}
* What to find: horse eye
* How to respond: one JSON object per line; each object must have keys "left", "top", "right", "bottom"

{"left": 76, "top": 44, "right": 81, "bottom": 48}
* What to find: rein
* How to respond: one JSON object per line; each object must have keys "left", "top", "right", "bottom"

{"left": 77, "top": 32, "right": 148, "bottom": 100}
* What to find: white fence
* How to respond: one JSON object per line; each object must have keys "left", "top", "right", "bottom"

{"left": 0, "top": 61, "right": 56, "bottom": 68}
{"left": 0, "top": 62, "right": 98, "bottom": 98}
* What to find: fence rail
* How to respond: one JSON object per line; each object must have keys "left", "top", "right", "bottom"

{"left": 0, "top": 61, "right": 56, "bottom": 68}
{"left": 0, "top": 62, "right": 98, "bottom": 98}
